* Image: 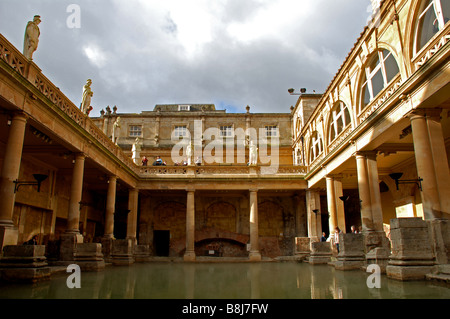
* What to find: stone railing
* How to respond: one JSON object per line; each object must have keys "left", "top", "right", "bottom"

{"left": 0, "top": 33, "right": 138, "bottom": 173}
{"left": 139, "top": 164, "right": 307, "bottom": 177}
{"left": 0, "top": 34, "right": 27, "bottom": 77}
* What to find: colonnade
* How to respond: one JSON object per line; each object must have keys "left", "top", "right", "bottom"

{"left": 306, "top": 108, "right": 450, "bottom": 246}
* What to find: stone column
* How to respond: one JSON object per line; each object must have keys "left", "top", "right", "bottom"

{"left": 355, "top": 151, "right": 389, "bottom": 259}
{"left": 0, "top": 112, "right": 27, "bottom": 249}
{"left": 306, "top": 189, "right": 322, "bottom": 241}
{"left": 426, "top": 115, "right": 450, "bottom": 213}
{"left": 184, "top": 188, "right": 196, "bottom": 261}
{"left": 410, "top": 112, "right": 448, "bottom": 219}
{"left": 104, "top": 175, "right": 117, "bottom": 239}
{"left": 126, "top": 188, "right": 139, "bottom": 244}
{"left": 326, "top": 176, "right": 338, "bottom": 235}
{"left": 102, "top": 175, "right": 117, "bottom": 261}
{"left": 60, "top": 153, "right": 86, "bottom": 261}
{"left": 249, "top": 189, "right": 261, "bottom": 261}
{"left": 355, "top": 152, "right": 374, "bottom": 231}
{"left": 334, "top": 178, "right": 346, "bottom": 232}
{"left": 365, "top": 152, "right": 383, "bottom": 231}
{"left": 66, "top": 153, "right": 86, "bottom": 234}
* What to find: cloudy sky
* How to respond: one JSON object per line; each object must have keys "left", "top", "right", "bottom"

{"left": 0, "top": 0, "right": 373, "bottom": 115}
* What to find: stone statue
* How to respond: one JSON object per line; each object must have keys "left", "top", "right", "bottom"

{"left": 132, "top": 137, "right": 142, "bottom": 165}
{"left": 23, "top": 15, "right": 41, "bottom": 60}
{"left": 80, "top": 79, "right": 94, "bottom": 115}
{"left": 249, "top": 140, "right": 258, "bottom": 165}
{"left": 186, "top": 142, "right": 193, "bottom": 165}
{"left": 112, "top": 117, "right": 121, "bottom": 144}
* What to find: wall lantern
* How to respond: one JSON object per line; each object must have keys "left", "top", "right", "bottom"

{"left": 14, "top": 174, "right": 48, "bottom": 193}
{"left": 389, "top": 172, "right": 423, "bottom": 191}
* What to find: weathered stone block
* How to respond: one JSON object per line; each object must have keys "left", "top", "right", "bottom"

{"left": 112, "top": 239, "right": 135, "bottom": 266}
{"left": 0, "top": 245, "right": 50, "bottom": 283}
{"left": 335, "top": 234, "right": 365, "bottom": 271}
{"left": 294, "top": 237, "right": 310, "bottom": 256}
{"left": 134, "top": 244, "right": 150, "bottom": 262}
{"left": 387, "top": 218, "right": 436, "bottom": 281}
{"left": 309, "top": 242, "right": 332, "bottom": 265}
{"left": 74, "top": 243, "right": 105, "bottom": 271}
{"left": 390, "top": 217, "right": 426, "bottom": 229}
{"left": 1, "top": 245, "right": 47, "bottom": 267}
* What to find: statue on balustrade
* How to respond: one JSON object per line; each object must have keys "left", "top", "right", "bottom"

{"left": 80, "top": 79, "right": 94, "bottom": 115}
{"left": 249, "top": 140, "right": 258, "bottom": 165}
{"left": 23, "top": 15, "right": 41, "bottom": 60}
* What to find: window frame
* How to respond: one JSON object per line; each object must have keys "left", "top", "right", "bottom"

{"left": 129, "top": 125, "right": 142, "bottom": 138}
{"left": 414, "top": 0, "right": 449, "bottom": 54}
{"left": 173, "top": 125, "right": 188, "bottom": 138}
{"left": 219, "top": 125, "right": 234, "bottom": 138}
{"left": 309, "top": 133, "right": 323, "bottom": 164}
{"left": 178, "top": 105, "right": 191, "bottom": 111}
{"left": 329, "top": 101, "right": 351, "bottom": 143}
{"left": 265, "top": 125, "right": 279, "bottom": 138}
{"left": 360, "top": 49, "right": 399, "bottom": 112}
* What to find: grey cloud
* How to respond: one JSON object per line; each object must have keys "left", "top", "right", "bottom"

{"left": 0, "top": 0, "right": 371, "bottom": 115}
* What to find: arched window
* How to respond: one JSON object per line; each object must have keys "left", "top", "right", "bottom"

{"left": 309, "top": 133, "right": 323, "bottom": 164}
{"left": 329, "top": 101, "right": 351, "bottom": 142}
{"left": 415, "top": 0, "right": 450, "bottom": 53}
{"left": 361, "top": 49, "right": 400, "bottom": 111}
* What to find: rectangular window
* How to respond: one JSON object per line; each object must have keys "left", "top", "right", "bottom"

{"left": 265, "top": 125, "right": 278, "bottom": 137}
{"left": 174, "top": 125, "right": 188, "bottom": 137}
{"left": 220, "top": 125, "right": 233, "bottom": 137}
{"left": 178, "top": 105, "right": 191, "bottom": 111}
{"left": 129, "top": 125, "right": 142, "bottom": 137}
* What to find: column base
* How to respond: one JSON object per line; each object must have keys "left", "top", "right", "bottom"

{"left": 249, "top": 251, "right": 262, "bottom": 262}
{"left": 59, "top": 232, "right": 83, "bottom": 261}
{"left": 0, "top": 224, "right": 18, "bottom": 251}
{"left": 184, "top": 251, "right": 196, "bottom": 262}
{"left": 101, "top": 236, "right": 115, "bottom": 263}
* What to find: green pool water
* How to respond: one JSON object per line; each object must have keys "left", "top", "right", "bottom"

{"left": 0, "top": 262, "right": 449, "bottom": 299}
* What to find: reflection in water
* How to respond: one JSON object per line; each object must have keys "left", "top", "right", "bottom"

{"left": 0, "top": 262, "right": 449, "bottom": 299}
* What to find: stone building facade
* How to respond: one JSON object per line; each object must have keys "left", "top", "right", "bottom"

{"left": 0, "top": 0, "right": 449, "bottom": 281}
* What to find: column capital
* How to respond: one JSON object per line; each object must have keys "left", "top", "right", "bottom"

{"left": 249, "top": 188, "right": 258, "bottom": 193}
{"left": 11, "top": 111, "right": 29, "bottom": 121}
{"left": 354, "top": 150, "right": 377, "bottom": 159}
{"left": 74, "top": 153, "right": 86, "bottom": 160}
{"left": 186, "top": 187, "right": 195, "bottom": 193}
{"left": 408, "top": 108, "right": 442, "bottom": 121}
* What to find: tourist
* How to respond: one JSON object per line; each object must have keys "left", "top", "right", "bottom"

{"left": 142, "top": 156, "right": 148, "bottom": 166}
{"left": 334, "top": 227, "right": 342, "bottom": 253}
{"left": 351, "top": 225, "right": 359, "bottom": 234}
{"left": 23, "top": 235, "right": 38, "bottom": 245}
{"left": 321, "top": 232, "right": 327, "bottom": 242}
{"left": 153, "top": 156, "right": 163, "bottom": 166}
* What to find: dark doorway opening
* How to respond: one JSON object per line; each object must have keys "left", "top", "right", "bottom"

{"left": 154, "top": 230, "right": 170, "bottom": 256}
